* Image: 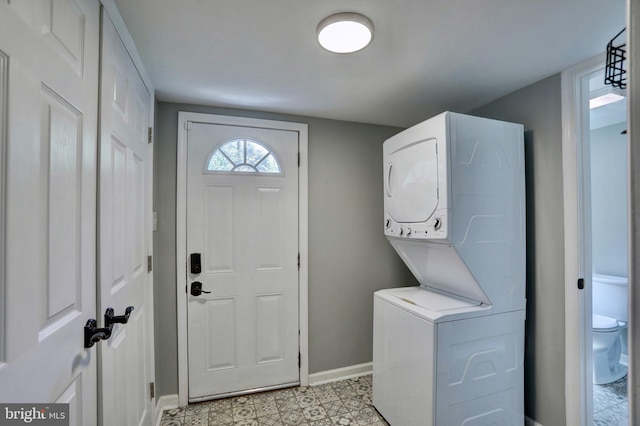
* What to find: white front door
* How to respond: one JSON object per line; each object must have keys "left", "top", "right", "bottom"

{"left": 0, "top": 0, "right": 100, "bottom": 424}
{"left": 186, "top": 122, "right": 300, "bottom": 400}
{"left": 98, "top": 10, "right": 153, "bottom": 426}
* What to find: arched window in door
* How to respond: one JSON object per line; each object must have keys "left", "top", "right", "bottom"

{"left": 206, "top": 138, "right": 282, "bottom": 174}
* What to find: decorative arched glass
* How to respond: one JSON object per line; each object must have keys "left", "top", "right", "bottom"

{"left": 206, "top": 139, "right": 282, "bottom": 174}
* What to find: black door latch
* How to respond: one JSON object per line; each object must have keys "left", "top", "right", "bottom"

{"left": 190, "top": 281, "right": 211, "bottom": 297}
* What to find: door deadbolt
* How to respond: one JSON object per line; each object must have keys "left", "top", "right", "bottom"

{"left": 190, "top": 253, "right": 202, "bottom": 274}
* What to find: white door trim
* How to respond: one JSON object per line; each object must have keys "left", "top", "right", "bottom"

{"left": 176, "top": 112, "right": 309, "bottom": 406}
{"left": 627, "top": 1, "right": 639, "bottom": 422}
{"left": 561, "top": 54, "right": 603, "bottom": 426}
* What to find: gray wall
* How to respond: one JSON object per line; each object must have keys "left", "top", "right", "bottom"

{"left": 153, "top": 102, "right": 417, "bottom": 397}
{"left": 590, "top": 122, "right": 628, "bottom": 276}
{"left": 471, "top": 74, "right": 566, "bottom": 426}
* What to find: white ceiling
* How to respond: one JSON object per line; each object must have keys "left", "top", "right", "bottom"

{"left": 113, "top": 0, "right": 626, "bottom": 128}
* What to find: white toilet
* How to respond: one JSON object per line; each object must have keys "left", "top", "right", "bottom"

{"left": 592, "top": 274, "right": 628, "bottom": 385}
{"left": 592, "top": 314, "right": 627, "bottom": 384}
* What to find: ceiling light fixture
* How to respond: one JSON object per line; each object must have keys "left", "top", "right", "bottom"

{"left": 589, "top": 86, "right": 626, "bottom": 109}
{"left": 317, "top": 12, "right": 373, "bottom": 53}
{"left": 589, "top": 93, "right": 625, "bottom": 109}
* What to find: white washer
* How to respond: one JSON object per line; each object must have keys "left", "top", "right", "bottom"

{"left": 373, "top": 287, "right": 525, "bottom": 426}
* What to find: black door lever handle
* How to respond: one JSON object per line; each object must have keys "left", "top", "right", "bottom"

{"left": 191, "top": 281, "right": 211, "bottom": 296}
{"left": 105, "top": 306, "right": 134, "bottom": 326}
{"left": 84, "top": 306, "right": 135, "bottom": 348}
{"left": 84, "top": 319, "right": 111, "bottom": 348}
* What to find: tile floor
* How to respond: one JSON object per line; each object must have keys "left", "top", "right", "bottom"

{"left": 162, "top": 373, "right": 629, "bottom": 425}
{"left": 160, "top": 375, "right": 389, "bottom": 426}
{"left": 593, "top": 375, "right": 628, "bottom": 426}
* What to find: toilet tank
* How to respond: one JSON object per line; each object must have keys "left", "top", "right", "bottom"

{"left": 592, "top": 274, "right": 628, "bottom": 322}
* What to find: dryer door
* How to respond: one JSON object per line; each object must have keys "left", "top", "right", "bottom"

{"left": 385, "top": 137, "right": 439, "bottom": 223}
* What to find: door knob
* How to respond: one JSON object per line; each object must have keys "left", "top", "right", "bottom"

{"left": 190, "top": 281, "right": 211, "bottom": 297}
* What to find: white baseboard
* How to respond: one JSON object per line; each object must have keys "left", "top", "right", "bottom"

{"left": 525, "top": 416, "right": 543, "bottom": 426}
{"left": 308, "top": 362, "right": 373, "bottom": 386}
{"left": 155, "top": 394, "right": 179, "bottom": 426}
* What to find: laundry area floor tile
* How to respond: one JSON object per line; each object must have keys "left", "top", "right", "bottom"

{"left": 161, "top": 375, "right": 389, "bottom": 426}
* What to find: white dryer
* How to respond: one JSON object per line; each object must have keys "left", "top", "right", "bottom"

{"left": 373, "top": 112, "right": 526, "bottom": 425}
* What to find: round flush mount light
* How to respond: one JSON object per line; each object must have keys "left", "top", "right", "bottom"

{"left": 317, "top": 12, "right": 374, "bottom": 53}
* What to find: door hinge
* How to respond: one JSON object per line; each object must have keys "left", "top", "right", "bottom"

{"left": 148, "top": 127, "right": 153, "bottom": 144}
{"left": 297, "top": 253, "right": 300, "bottom": 269}
{"left": 298, "top": 352, "right": 301, "bottom": 368}
{"left": 184, "top": 121, "right": 193, "bottom": 131}
{"left": 577, "top": 278, "right": 585, "bottom": 290}
{"left": 149, "top": 382, "right": 155, "bottom": 399}
{"left": 298, "top": 152, "right": 300, "bottom": 167}
{"left": 147, "top": 255, "right": 153, "bottom": 273}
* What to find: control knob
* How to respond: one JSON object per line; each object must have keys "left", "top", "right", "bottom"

{"left": 433, "top": 218, "right": 442, "bottom": 230}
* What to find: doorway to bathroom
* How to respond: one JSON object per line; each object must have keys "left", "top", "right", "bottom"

{"left": 588, "top": 69, "right": 628, "bottom": 424}
{"left": 561, "top": 54, "right": 629, "bottom": 425}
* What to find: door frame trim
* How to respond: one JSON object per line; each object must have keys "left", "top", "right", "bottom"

{"left": 561, "top": 53, "right": 605, "bottom": 426}
{"left": 176, "top": 112, "right": 309, "bottom": 406}
{"left": 0, "top": 51, "right": 6, "bottom": 362}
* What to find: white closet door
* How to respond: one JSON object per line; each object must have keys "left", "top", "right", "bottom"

{"left": 0, "top": 1, "right": 100, "bottom": 424}
{"left": 98, "top": 9, "right": 154, "bottom": 426}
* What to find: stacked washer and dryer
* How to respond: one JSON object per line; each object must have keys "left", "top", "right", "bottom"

{"left": 372, "top": 112, "right": 526, "bottom": 425}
